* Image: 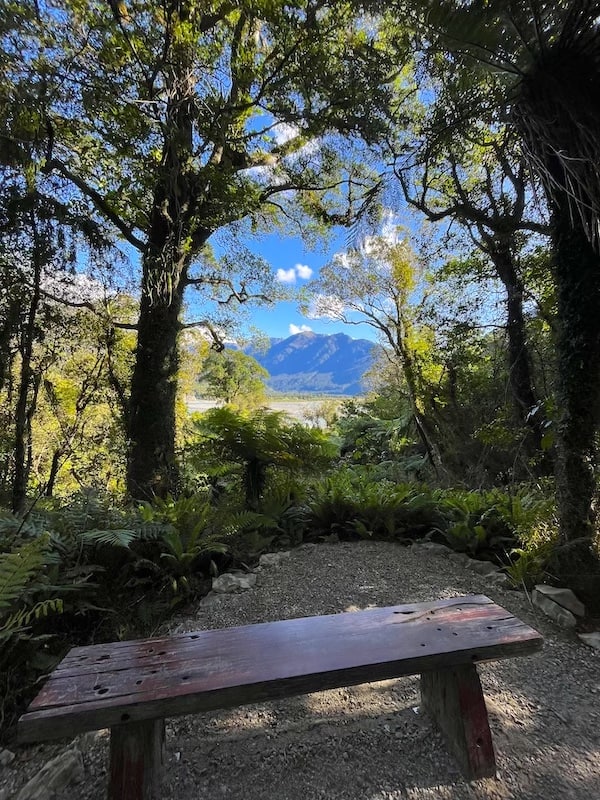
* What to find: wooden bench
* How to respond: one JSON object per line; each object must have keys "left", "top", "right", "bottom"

{"left": 18, "top": 594, "right": 542, "bottom": 799}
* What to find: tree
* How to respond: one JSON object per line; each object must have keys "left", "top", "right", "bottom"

{"left": 198, "top": 349, "right": 269, "bottom": 409}
{"left": 394, "top": 129, "right": 550, "bottom": 453}
{"left": 6, "top": 1, "right": 406, "bottom": 499}
{"left": 0, "top": 1, "right": 120, "bottom": 508}
{"left": 191, "top": 407, "right": 336, "bottom": 509}
{"left": 392, "top": 0, "right": 600, "bottom": 599}
{"left": 0, "top": 185, "right": 114, "bottom": 511}
{"left": 305, "top": 232, "right": 445, "bottom": 472}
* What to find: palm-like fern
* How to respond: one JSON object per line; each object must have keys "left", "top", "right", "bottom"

{"left": 79, "top": 528, "right": 145, "bottom": 547}
{"left": 406, "top": 0, "right": 600, "bottom": 251}
{"left": 191, "top": 407, "right": 337, "bottom": 508}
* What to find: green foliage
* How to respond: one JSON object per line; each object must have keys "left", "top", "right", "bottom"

{"left": 306, "top": 466, "right": 443, "bottom": 541}
{"left": 436, "top": 486, "right": 554, "bottom": 559}
{"left": 0, "top": 490, "right": 225, "bottom": 735}
{"left": 0, "top": 529, "right": 68, "bottom": 735}
{"left": 137, "top": 493, "right": 229, "bottom": 599}
{"left": 504, "top": 507, "right": 558, "bottom": 589}
{"left": 0, "top": 535, "right": 54, "bottom": 616}
{"left": 190, "top": 407, "right": 338, "bottom": 509}
{"left": 304, "top": 465, "right": 554, "bottom": 566}
{"left": 197, "top": 350, "right": 269, "bottom": 410}
{"left": 79, "top": 528, "right": 142, "bottom": 547}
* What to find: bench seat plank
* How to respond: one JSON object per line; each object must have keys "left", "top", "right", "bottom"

{"left": 19, "top": 595, "right": 542, "bottom": 743}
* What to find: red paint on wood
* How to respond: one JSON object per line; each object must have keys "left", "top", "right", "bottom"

{"left": 18, "top": 595, "right": 542, "bottom": 745}
{"left": 109, "top": 718, "right": 164, "bottom": 800}
{"left": 421, "top": 665, "right": 496, "bottom": 779}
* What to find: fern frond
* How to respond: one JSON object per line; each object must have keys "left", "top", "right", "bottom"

{"left": 0, "top": 536, "right": 51, "bottom": 610}
{"left": 0, "top": 598, "right": 64, "bottom": 633}
{"left": 80, "top": 529, "right": 140, "bottom": 547}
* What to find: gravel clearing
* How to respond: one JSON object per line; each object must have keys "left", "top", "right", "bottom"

{"left": 3, "top": 540, "right": 600, "bottom": 800}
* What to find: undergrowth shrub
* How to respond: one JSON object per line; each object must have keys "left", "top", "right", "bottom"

{"left": 304, "top": 467, "right": 555, "bottom": 574}
{"left": 0, "top": 489, "right": 235, "bottom": 740}
{"left": 306, "top": 467, "right": 443, "bottom": 541}
{"left": 188, "top": 407, "right": 338, "bottom": 509}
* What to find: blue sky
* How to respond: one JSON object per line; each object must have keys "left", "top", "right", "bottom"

{"left": 112, "top": 228, "right": 378, "bottom": 343}
{"left": 241, "top": 229, "right": 376, "bottom": 342}
{"left": 181, "top": 227, "right": 380, "bottom": 344}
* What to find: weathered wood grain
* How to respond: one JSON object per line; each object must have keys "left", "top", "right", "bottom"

{"left": 421, "top": 665, "right": 496, "bottom": 779}
{"left": 108, "top": 719, "right": 164, "bottom": 800}
{"left": 18, "top": 595, "right": 542, "bottom": 743}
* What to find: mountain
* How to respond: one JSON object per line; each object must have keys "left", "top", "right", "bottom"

{"left": 246, "top": 332, "right": 378, "bottom": 395}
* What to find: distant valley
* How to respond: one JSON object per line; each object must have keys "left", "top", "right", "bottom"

{"left": 245, "top": 331, "right": 378, "bottom": 395}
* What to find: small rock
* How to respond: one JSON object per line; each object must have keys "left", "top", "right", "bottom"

{"left": 489, "top": 572, "right": 511, "bottom": 588}
{"left": 447, "top": 552, "right": 470, "bottom": 567}
{"left": 212, "top": 572, "right": 257, "bottom": 593}
{"left": 413, "top": 542, "right": 450, "bottom": 556}
{"left": 75, "top": 729, "right": 107, "bottom": 751}
{"left": 199, "top": 590, "right": 221, "bottom": 607}
{"left": 577, "top": 632, "right": 600, "bottom": 651}
{"left": 534, "top": 584, "right": 585, "bottom": 617}
{"left": 259, "top": 551, "right": 291, "bottom": 567}
{"left": 466, "top": 559, "right": 501, "bottom": 576}
{"left": 532, "top": 589, "right": 577, "bottom": 629}
{"left": 0, "top": 748, "right": 15, "bottom": 767}
{"left": 15, "top": 748, "right": 84, "bottom": 800}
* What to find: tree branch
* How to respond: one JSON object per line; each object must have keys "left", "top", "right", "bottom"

{"left": 44, "top": 158, "right": 146, "bottom": 251}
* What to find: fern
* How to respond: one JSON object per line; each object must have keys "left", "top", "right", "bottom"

{"left": 0, "top": 536, "right": 51, "bottom": 610}
{"left": 0, "top": 598, "right": 64, "bottom": 635}
{"left": 80, "top": 528, "right": 141, "bottom": 547}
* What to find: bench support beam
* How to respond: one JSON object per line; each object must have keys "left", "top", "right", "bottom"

{"left": 420, "top": 664, "right": 496, "bottom": 780}
{"left": 109, "top": 718, "right": 165, "bottom": 800}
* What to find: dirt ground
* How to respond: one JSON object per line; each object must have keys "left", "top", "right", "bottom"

{"left": 3, "top": 540, "right": 600, "bottom": 799}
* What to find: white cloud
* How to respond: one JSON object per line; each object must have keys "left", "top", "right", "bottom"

{"left": 272, "top": 121, "right": 322, "bottom": 163}
{"left": 380, "top": 210, "right": 401, "bottom": 245}
{"left": 276, "top": 263, "right": 313, "bottom": 283}
{"left": 289, "top": 323, "right": 312, "bottom": 335}
{"left": 276, "top": 267, "right": 297, "bottom": 283}
{"left": 295, "top": 263, "right": 313, "bottom": 280}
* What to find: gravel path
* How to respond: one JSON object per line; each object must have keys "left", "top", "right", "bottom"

{"left": 3, "top": 540, "right": 600, "bottom": 799}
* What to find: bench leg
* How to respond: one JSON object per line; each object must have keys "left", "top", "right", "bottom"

{"left": 108, "top": 719, "right": 165, "bottom": 800}
{"left": 420, "top": 664, "right": 496, "bottom": 780}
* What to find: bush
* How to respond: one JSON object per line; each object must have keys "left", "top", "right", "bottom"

{"left": 306, "top": 466, "right": 444, "bottom": 541}
{"left": 0, "top": 490, "right": 230, "bottom": 739}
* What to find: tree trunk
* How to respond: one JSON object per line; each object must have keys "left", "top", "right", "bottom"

{"left": 126, "top": 253, "right": 186, "bottom": 500}
{"left": 45, "top": 450, "right": 61, "bottom": 497}
{"left": 0, "top": 296, "right": 20, "bottom": 394}
{"left": 125, "top": 7, "right": 206, "bottom": 500}
{"left": 513, "top": 38, "right": 600, "bottom": 605}
{"left": 550, "top": 203, "right": 600, "bottom": 602}
{"left": 244, "top": 457, "right": 267, "bottom": 510}
{"left": 491, "top": 245, "right": 543, "bottom": 451}
{"left": 552, "top": 206, "right": 600, "bottom": 539}
{"left": 12, "top": 225, "right": 43, "bottom": 514}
